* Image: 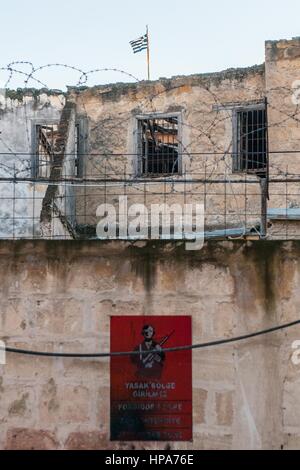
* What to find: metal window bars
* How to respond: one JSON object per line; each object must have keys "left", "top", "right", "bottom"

{"left": 138, "top": 117, "right": 179, "bottom": 176}
{"left": 237, "top": 108, "right": 267, "bottom": 172}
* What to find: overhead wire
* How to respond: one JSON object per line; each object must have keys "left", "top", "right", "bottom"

{"left": 1, "top": 318, "right": 299, "bottom": 358}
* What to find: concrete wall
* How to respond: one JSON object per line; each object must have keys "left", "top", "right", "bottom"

{"left": 0, "top": 240, "right": 300, "bottom": 450}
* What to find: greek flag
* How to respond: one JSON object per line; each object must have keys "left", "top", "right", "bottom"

{"left": 130, "top": 34, "right": 148, "bottom": 54}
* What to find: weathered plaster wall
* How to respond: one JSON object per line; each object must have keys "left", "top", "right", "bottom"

{"left": 0, "top": 67, "right": 266, "bottom": 239}
{"left": 266, "top": 38, "right": 300, "bottom": 218}
{"left": 0, "top": 91, "right": 65, "bottom": 238}
{"left": 72, "top": 67, "right": 265, "bottom": 231}
{"left": 0, "top": 240, "right": 300, "bottom": 450}
{"left": 39, "top": 101, "right": 77, "bottom": 239}
{"left": 1, "top": 37, "right": 300, "bottom": 239}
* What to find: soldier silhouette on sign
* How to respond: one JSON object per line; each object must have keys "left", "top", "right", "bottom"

{"left": 132, "top": 325, "right": 170, "bottom": 378}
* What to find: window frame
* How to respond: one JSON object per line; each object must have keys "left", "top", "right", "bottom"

{"left": 31, "top": 118, "right": 88, "bottom": 179}
{"left": 31, "top": 120, "right": 59, "bottom": 179}
{"left": 134, "top": 112, "right": 182, "bottom": 177}
{"left": 232, "top": 102, "right": 267, "bottom": 173}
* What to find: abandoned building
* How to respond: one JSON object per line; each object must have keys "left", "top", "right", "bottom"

{"left": 1, "top": 37, "right": 300, "bottom": 450}
{"left": 0, "top": 37, "right": 300, "bottom": 240}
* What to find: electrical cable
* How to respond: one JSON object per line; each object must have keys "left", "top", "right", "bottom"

{"left": 1, "top": 318, "right": 299, "bottom": 359}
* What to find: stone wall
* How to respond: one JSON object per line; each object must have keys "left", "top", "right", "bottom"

{"left": 0, "top": 240, "right": 300, "bottom": 450}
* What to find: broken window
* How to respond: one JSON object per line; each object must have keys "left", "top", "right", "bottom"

{"left": 137, "top": 116, "right": 180, "bottom": 175}
{"left": 35, "top": 124, "right": 59, "bottom": 178}
{"left": 234, "top": 106, "right": 267, "bottom": 172}
{"left": 35, "top": 123, "right": 83, "bottom": 178}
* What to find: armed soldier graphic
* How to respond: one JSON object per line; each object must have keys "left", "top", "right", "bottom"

{"left": 131, "top": 325, "right": 174, "bottom": 378}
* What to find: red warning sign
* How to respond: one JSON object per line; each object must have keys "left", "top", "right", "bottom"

{"left": 110, "top": 316, "right": 192, "bottom": 441}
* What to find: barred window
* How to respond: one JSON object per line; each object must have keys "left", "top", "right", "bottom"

{"left": 137, "top": 116, "right": 180, "bottom": 176}
{"left": 234, "top": 106, "right": 267, "bottom": 172}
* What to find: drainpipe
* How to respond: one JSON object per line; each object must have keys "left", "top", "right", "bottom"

{"left": 260, "top": 176, "right": 268, "bottom": 238}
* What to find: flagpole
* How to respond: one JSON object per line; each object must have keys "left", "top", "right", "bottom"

{"left": 146, "top": 25, "right": 150, "bottom": 81}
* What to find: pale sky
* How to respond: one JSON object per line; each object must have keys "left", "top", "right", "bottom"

{"left": 1, "top": 0, "right": 300, "bottom": 90}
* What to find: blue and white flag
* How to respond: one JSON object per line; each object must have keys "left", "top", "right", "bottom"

{"left": 130, "top": 34, "right": 148, "bottom": 54}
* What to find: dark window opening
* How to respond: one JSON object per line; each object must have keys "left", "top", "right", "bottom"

{"left": 138, "top": 116, "right": 179, "bottom": 175}
{"left": 236, "top": 108, "right": 267, "bottom": 172}
{"left": 36, "top": 124, "right": 59, "bottom": 178}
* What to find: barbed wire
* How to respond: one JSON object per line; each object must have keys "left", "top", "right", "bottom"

{"left": 1, "top": 59, "right": 300, "bottom": 239}
{"left": 0, "top": 60, "right": 296, "bottom": 170}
